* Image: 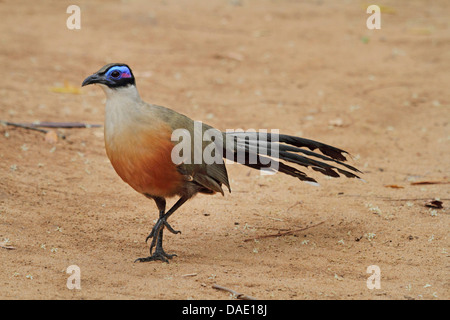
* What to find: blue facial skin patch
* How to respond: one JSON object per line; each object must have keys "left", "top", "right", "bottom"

{"left": 106, "top": 66, "right": 132, "bottom": 80}
{"left": 99, "top": 65, "right": 135, "bottom": 88}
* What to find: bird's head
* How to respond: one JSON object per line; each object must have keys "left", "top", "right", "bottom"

{"left": 82, "top": 63, "right": 135, "bottom": 89}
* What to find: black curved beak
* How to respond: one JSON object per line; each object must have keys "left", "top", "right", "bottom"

{"left": 82, "top": 73, "right": 105, "bottom": 87}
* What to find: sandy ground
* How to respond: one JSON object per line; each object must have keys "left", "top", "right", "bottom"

{"left": 0, "top": 0, "right": 449, "bottom": 300}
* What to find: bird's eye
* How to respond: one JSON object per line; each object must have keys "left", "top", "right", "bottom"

{"left": 111, "top": 70, "right": 121, "bottom": 78}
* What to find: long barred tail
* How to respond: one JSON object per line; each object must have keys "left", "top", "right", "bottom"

{"left": 223, "top": 132, "right": 362, "bottom": 184}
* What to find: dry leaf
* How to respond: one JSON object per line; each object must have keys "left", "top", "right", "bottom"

{"left": 45, "top": 130, "right": 58, "bottom": 144}
{"left": 384, "top": 184, "right": 404, "bottom": 189}
{"left": 50, "top": 80, "right": 81, "bottom": 94}
{"left": 411, "top": 181, "right": 449, "bottom": 185}
{"left": 424, "top": 200, "right": 443, "bottom": 209}
{"left": 0, "top": 242, "right": 16, "bottom": 250}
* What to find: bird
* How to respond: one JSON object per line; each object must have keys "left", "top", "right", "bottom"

{"left": 82, "top": 63, "right": 362, "bottom": 263}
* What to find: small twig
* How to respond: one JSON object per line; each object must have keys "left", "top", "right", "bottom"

{"left": 17, "top": 122, "right": 102, "bottom": 129}
{"left": 286, "top": 201, "right": 303, "bottom": 212}
{"left": 337, "top": 194, "right": 450, "bottom": 201}
{"left": 410, "top": 181, "right": 450, "bottom": 186}
{"left": 382, "top": 198, "right": 450, "bottom": 201}
{"left": 2, "top": 121, "right": 53, "bottom": 134}
{"left": 212, "top": 284, "right": 257, "bottom": 300}
{"left": 1, "top": 120, "right": 103, "bottom": 140}
{"left": 181, "top": 273, "right": 198, "bottom": 278}
{"left": 243, "top": 221, "right": 325, "bottom": 242}
{"left": 359, "top": 82, "right": 410, "bottom": 95}
{"left": 1, "top": 121, "right": 66, "bottom": 139}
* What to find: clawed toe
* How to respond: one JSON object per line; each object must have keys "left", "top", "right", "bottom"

{"left": 145, "top": 217, "right": 180, "bottom": 243}
{"left": 163, "top": 220, "right": 181, "bottom": 235}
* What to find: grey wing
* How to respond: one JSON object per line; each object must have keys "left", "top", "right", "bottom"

{"left": 177, "top": 161, "right": 230, "bottom": 196}
{"left": 159, "top": 106, "right": 230, "bottom": 195}
{"left": 180, "top": 126, "right": 231, "bottom": 195}
{"left": 194, "top": 163, "right": 230, "bottom": 195}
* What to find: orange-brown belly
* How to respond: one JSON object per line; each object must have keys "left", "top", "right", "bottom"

{"left": 105, "top": 126, "right": 183, "bottom": 197}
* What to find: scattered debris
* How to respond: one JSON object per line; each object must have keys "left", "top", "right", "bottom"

{"left": 424, "top": 199, "right": 443, "bottom": 209}
{"left": 411, "top": 181, "right": 449, "bottom": 186}
{"left": 334, "top": 273, "right": 344, "bottom": 281}
{"left": 0, "top": 241, "right": 16, "bottom": 250}
{"left": 1, "top": 121, "right": 102, "bottom": 140}
{"left": 243, "top": 221, "right": 325, "bottom": 242}
{"left": 366, "top": 203, "right": 382, "bottom": 215}
{"left": 286, "top": 201, "right": 303, "bottom": 212}
{"left": 181, "top": 273, "right": 198, "bottom": 278}
{"left": 1, "top": 120, "right": 66, "bottom": 140}
{"left": 212, "top": 284, "right": 257, "bottom": 300}
{"left": 384, "top": 184, "right": 404, "bottom": 189}
{"left": 19, "top": 121, "right": 101, "bottom": 129}
{"left": 365, "top": 233, "right": 376, "bottom": 241}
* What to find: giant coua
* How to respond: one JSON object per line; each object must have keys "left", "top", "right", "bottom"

{"left": 82, "top": 63, "right": 361, "bottom": 263}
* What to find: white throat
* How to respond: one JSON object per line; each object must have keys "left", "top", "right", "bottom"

{"left": 101, "top": 84, "right": 141, "bottom": 102}
{"left": 100, "top": 84, "right": 143, "bottom": 143}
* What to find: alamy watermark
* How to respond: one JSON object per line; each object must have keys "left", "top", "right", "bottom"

{"left": 66, "top": 265, "right": 81, "bottom": 290}
{"left": 366, "top": 265, "right": 381, "bottom": 289}
{"left": 67, "top": 5, "right": 381, "bottom": 31}
{"left": 66, "top": 5, "right": 81, "bottom": 30}
{"left": 366, "top": 5, "right": 381, "bottom": 30}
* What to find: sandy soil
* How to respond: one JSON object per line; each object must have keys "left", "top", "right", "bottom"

{"left": 0, "top": 0, "right": 448, "bottom": 300}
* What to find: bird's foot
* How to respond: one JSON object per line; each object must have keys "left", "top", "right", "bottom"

{"left": 139, "top": 217, "right": 181, "bottom": 263}
{"left": 134, "top": 247, "right": 177, "bottom": 263}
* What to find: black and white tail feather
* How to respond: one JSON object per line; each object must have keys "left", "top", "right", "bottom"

{"left": 223, "top": 132, "right": 362, "bottom": 185}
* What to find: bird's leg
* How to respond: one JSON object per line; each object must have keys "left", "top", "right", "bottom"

{"left": 135, "top": 209, "right": 177, "bottom": 263}
{"left": 147, "top": 197, "right": 188, "bottom": 257}
{"left": 135, "top": 196, "right": 187, "bottom": 263}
